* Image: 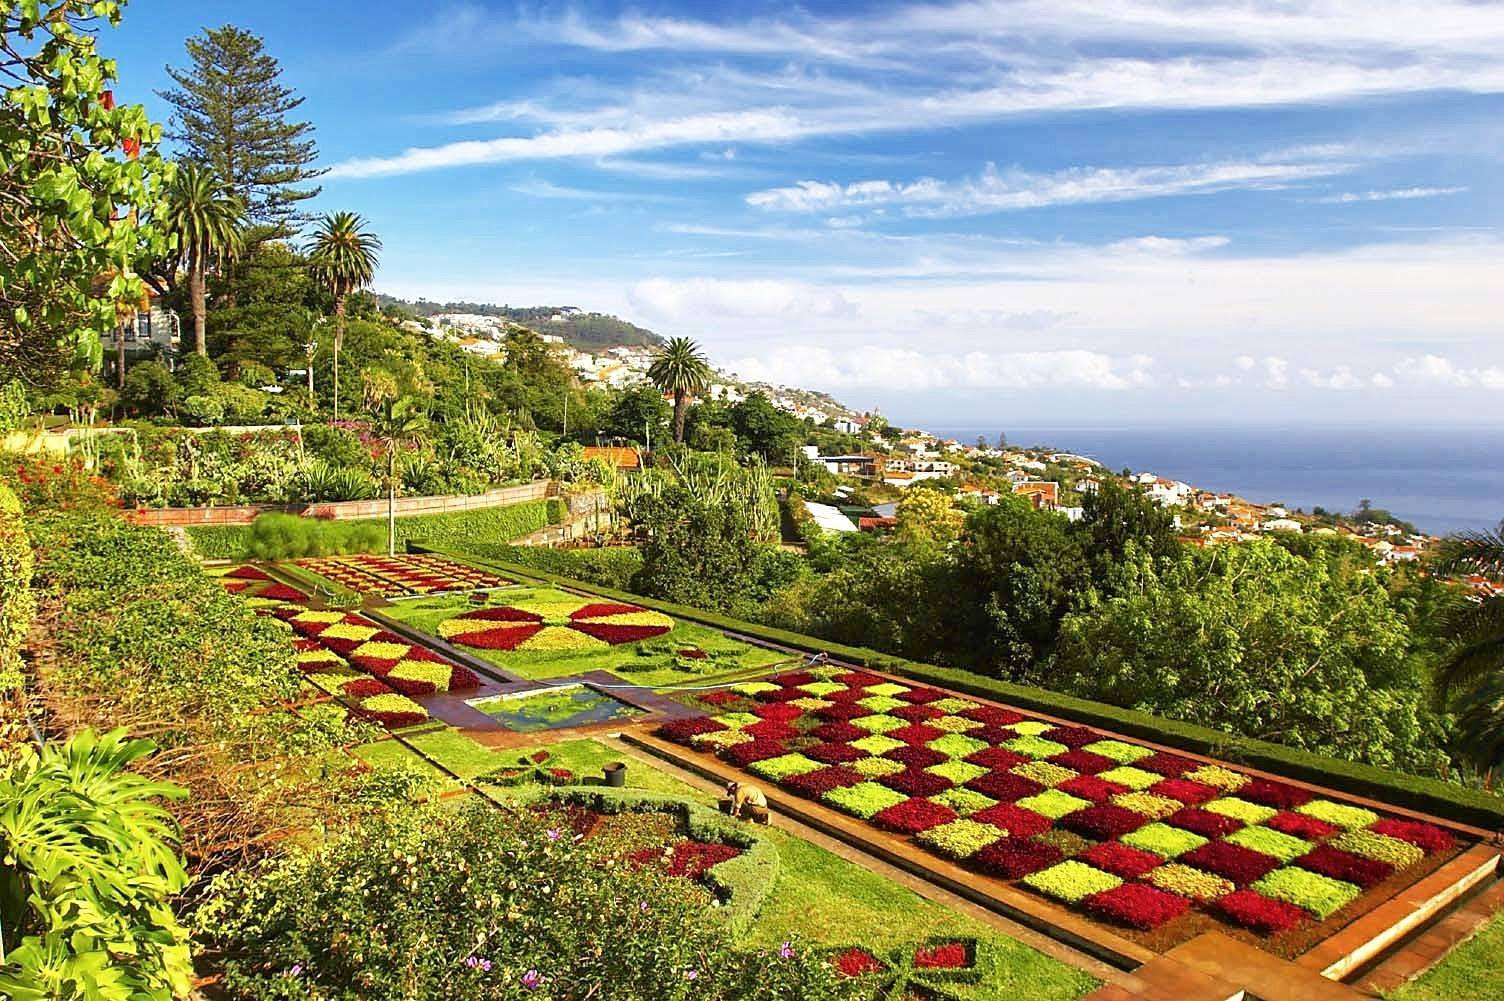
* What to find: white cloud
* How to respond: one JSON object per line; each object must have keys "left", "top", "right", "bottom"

{"left": 725, "top": 345, "right": 1156, "bottom": 392}
{"left": 745, "top": 158, "right": 1350, "bottom": 217}
{"left": 1312, "top": 186, "right": 1469, "bottom": 203}
{"left": 1234, "top": 355, "right": 1256, "bottom": 370}
{"left": 1394, "top": 354, "right": 1504, "bottom": 389}
{"left": 1262, "top": 357, "right": 1290, "bottom": 388}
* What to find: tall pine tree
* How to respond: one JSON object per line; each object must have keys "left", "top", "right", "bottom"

{"left": 159, "top": 26, "right": 323, "bottom": 235}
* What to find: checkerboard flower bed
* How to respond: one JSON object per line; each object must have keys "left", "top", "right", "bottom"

{"left": 296, "top": 553, "right": 511, "bottom": 597}
{"left": 437, "top": 597, "right": 671, "bottom": 652}
{"left": 672, "top": 671, "right": 1466, "bottom": 946}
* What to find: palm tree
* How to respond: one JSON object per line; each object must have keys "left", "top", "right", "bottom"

{"left": 369, "top": 395, "right": 428, "bottom": 555}
{"left": 162, "top": 163, "right": 244, "bottom": 356}
{"left": 1433, "top": 527, "right": 1504, "bottom": 780}
{"left": 306, "top": 212, "right": 381, "bottom": 421}
{"left": 647, "top": 336, "right": 713, "bottom": 443}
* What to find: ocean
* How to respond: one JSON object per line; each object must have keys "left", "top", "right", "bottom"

{"left": 921, "top": 425, "right": 1504, "bottom": 536}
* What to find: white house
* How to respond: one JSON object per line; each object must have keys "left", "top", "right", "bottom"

{"left": 803, "top": 502, "right": 858, "bottom": 534}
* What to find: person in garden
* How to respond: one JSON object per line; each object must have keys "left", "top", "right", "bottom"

{"left": 726, "top": 780, "right": 768, "bottom": 821}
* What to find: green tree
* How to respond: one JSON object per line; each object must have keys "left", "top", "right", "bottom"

{"left": 0, "top": 0, "right": 171, "bottom": 387}
{"left": 306, "top": 212, "right": 381, "bottom": 421}
{"left": 369, "top": 396, "right": 429, "bottom": 555}
{"left": 0, "top": 729, "right": 191, "bottom": 1000}
{"left": 161, "top": 161, "right": 243, "bottom": 355}
{"left": 632, "top": 485, "right": 759, "bottom": 612}
{"left": 158, "top": 25, "right": 322, "bottom": 233}
{"left": 119, "top": 360, "right": 179, "bottom": 416}
{"left": 896, "top": 486, "right": 964, "bottom": 548}
{"left": 647, "top": 336, "right": 713, "bottom": 443}
{"left": 603, "top": 384, "right": 671, "bottom": 447}
{"left": 731, "top": 391, "right": 801, "bottom": 458}
{"left": 1432, "top": 527, "right": 1504, "bottom": 777}
{"left": 1054, "top": 539, "right": 1442, "bottom": 772}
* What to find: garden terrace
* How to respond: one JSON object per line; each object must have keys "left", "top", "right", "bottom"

{"left": 293, "top": 552, "right": 512, "bottom": 597}
{"left": 632, "top": 665, "right": 1500, "bottom": 982}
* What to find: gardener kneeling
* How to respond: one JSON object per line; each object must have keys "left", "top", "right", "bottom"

{"left": 726, "top": 780, "right": 769, "bottom": 824}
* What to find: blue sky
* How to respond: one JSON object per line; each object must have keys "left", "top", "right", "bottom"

{"left": 106, "top": 1, "right": 1504, "bottom": 425}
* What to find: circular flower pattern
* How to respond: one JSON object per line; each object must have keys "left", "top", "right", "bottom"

{"left": 438, "top": 599, "right": 673, "bottom": 652}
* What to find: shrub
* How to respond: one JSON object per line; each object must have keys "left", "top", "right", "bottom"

{"left": 1022, "top": 861, "right": 1123, "bottom": 904}
{"left": 811, "top": 721, "right": 866, "bottom": 743}
{"left": 1185, "top": 764, "right": 1249, "bottom": 792}
{"left": 916, "top": 819, "right": 1003, "bottom": 860}
{"left": 1082, "top": 740, "right": 1152, "bottom": 764}
{"left": 1330, "top": 829, "right": 1426, "bottom": 868}
{"left": 1122, "top": 823, "right": 1208, "bottom": 859}
{"left": 1252, "top": 868, "right": 1361, "bottom": 919}
{"left": 1149, "top": 778, "right": 1219, "bottom": 806}
{"left": 1078, "top": 841, "right": 1163, "bottom": 879}
{"left": 927, "top": 733, "right": 988, "bottom": 759}
{"left": 851, "top": 734, "right": 906, "bottom": 756}
{"left": 1166, "top": 806, "right": 1245, "bottom": 839}
{"left": 1109, "top": 792, "right": 1182, "bottom": 821}
{"left": 1084, "top": 883, "right": 1189, "bottom": 930}
{"left": 246, "top": 512, "right": 386, "bottom": 560}
{"left": 1003, "top": 735, "right": 1069, "bottom": 759}
{"left": 885, "top": 744, "right": 948, "bottom": 769}
{"left": 1297, "top": 845, "right": 1393, "bottom": 888}
{"left": 889, "top": 723, "right": 945, "bottom": 745}
{"left": 1058, "top": 775, "right": 1129, "bottom": 804}
{"left": 871, "top": 797, "right": 958, "bottom": 834}
{"left": 850, "top": 756, "right": 906, "bottom": 779}
{"left": 850, "top": 714, "right": 906, "bottom": 734}
{"left": 1095, "top": 766, "right": 1160, "bottom": 791}
{"left": 1136, "top": 752, "right": 1202, "bottom": 777}
{"left": 1180, "top": 842, "right": 1282, "bottom": 885}
{"left": 1225, "top": 826, "right": 1313, "bottom": 864}
{"left": 1012, "top": 760, "right": 1076, "bottom": 787}
{"left": 972, "top": 837, "right": 1063, "bottom": 878}
{"left": 931, "top": 715, "right": 985, "bottom": 734}
{"left": 1147, "top": 863, "right": 1234, "bottom": 903}
{"left": 657, "top": 717, "right": 725, "bottom": 744}
{"left": 891, "top": 703, "right": 944, "bottom": 723}
{"left": 744, "top": 719, "right": 800, "bottom": 741}
{"left": 805, "top": 742, "right": 868, "bottom": 765}
{"left": 822, "top": 781, "right": 909, "bottom": 819}
{"left": 926, "top": 759, "right": 988, "bottom": 786}
{"left": 1213, "top": 888, "right": 1309, "bottom": 934}
{"left": 960, "top": 705, "right": 1025, "bottom": 726}
{"left": 966, "top": 770, "right": 1044, "bottom": 803}
{"left": 966, "top": 746, "right": 1030, "bottom": 771}
{"left": 723, "top": 739, "right": 789, "bottom": 768}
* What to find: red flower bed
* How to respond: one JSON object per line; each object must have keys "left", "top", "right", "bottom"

{"left": 1084, "top": 883, "right": 1189, "bottom": 930}
{"left": 966, "top": 771, "right": 1044, "bottom": 803}
{"left": 1150, "top": 778, "right": 1219, "bottom": 806}
{"left": 293, "top": 638, "right": 322, "bottom": 652}
{"left": 662, "top": 841, "right": 743, "bottom": 878}
{"left": 744, "top": 719, "right": 799, "bottom": 740}
{"left": 384, "top": 675, "right": 438, "bottom": 697}
{"left": 1167, "top": 807, "right": 1245, "bottom": 839}
{"left": 889, "top": 723, "right": 945, "bottom": 745}
{"left": 914, "top": 942, "right": 969, "bottom": 969}
{"left": 896, "top": 687, "right": 946, "bottom": 704}
{"left": 1057, "top": 775, "right": 1130, "bottom": 804}
{"left": 449, "top": 665, "right": 481, "bottom": 689}
{"left": 1370, "top": 819, "right": 1454, "bottom": 854}
{"left": 1297, "top": 845, "right": 1394, "bottom": 888}
{"left": 453, "top": 625, "right": 540, "bottom": 650}
{"left": 972, "top": 837, "right": 1063, "bottom": 878}
{"left": 1266, "top": 810, "right": 1340, "bottom": 840}
{"left": 227, "top": 566, "right": 272, "bottom": 581}
{"left": 318, "top": 635, "right": 365, "bottom": 655}
{"left": 221, "top": 580, "right": 251, "bottom": 593}
{"left": 806, "top": 741, "right": 868, "bottom": 764}
{"left": 773, "top": 671, "right": 815, "bottom": 686}
{"left": 965, "top": 725, "right": 1018, "bottom": 746}
{"left": 341, "top": 678, "right": 391, "bottom": 698}
{"left": 886, "top": 744, "right": 949, "bottom": 769}
{"left": 354, "top": 703, "right": 427, "bottom": 727}
{"left": 961, "top": 705, "right": 1025, "bottom": 726}
{"left": 1061, "top": 804, "right": 1148, "bottom": 840}
{"left": 891, "top": 703, "right": 945, "bottom": 722}
{"left": 872, "top": 797, "right": 958, "bottom": 834}
{"left": 835, "top": 671, "right": 883, "bottom": 686}
{"left": 1079, "top": 841, "right": 1164, "bottom": 879}
{"left": 259, "top": 583, "right": 308, "bottom": 602}
{"left": 814, "top": 702, "right": 870, "bottom": 721}
{"left": 784, "top": 765, "right": 864, "bottom": 798}
{"left": 1049, "top": 749, "right": 1115, "bottom": 775}
{"left": 971, "top": 802, "right": 1053, "bottom": 838}
{"left": 1213, "top": 889, "right": 1308, "bottom": 934}
{"left": 824, "top": 687, "right": 870, "bottom": 703}
{"left": 456, "top": 606, "right": 544, "bottom": 622}
{"left": 572, "top": 621, "right": 671, "bottom": 644}
{"left": 810, "top": 721, "right": 866, "bottom": 743}
{"left": 880, "top": 768, "right": 954, "bottom": 797}
{"left": 1041, "top": 725, "right": 1102, "bottom": 748}
{"left": 1237, "top": 779, "right": 1314, "bottom": 809}
{"left": 722, "top": 739, "right": 789, "bottom": 767}
{"left": 755, "top": 686, "right": 806, "bottom": 703}
{"left": 569, "top": 602, "right": 644, "bottom": 620}
{"left": 752, "top": 702, "right": 805, "bottom": 722}
{"left": 964, "top": 746, "right": 1029, "bottom": 771}
{"left": 833, "top": 948, "right": 885, "bottom": 978}
{"left": 1137, "top": 752, "right": 1201, "bottom": 777}
{"left": 699, "top": 690, "right": 742, "bottom": 707}
{"left": 1181, "top": 842, "right": 1282, "bottom": 885}
{"left": 657, "top": 717, "right": 726, "bottom": 743}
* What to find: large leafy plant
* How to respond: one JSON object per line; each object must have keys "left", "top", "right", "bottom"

{"left": 0, "top": 728, "right": 190, "bottom": 1000}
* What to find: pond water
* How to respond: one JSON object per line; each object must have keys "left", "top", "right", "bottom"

{"left": 469, "top": 685, "right": 643, "bottom": 732}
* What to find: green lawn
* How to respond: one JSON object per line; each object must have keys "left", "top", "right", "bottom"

{"left": 1389, "top": 913, "right": 1504, "bottom": 1001}
{"left": 381, "top": 587, "right": 789, "bottom": 684}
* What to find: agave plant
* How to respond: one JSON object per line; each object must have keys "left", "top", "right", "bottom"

{"left": 0, "top": 729, "right": 191, "bottom": 999}
{"left": 297, "top": 458, "right": 378, "bottom": 502}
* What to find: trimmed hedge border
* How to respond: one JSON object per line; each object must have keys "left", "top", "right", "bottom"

{"left": 435, "top": 553, "right": 1504, "bottom": 833}
{"left": 525, "top": 785, "right": 779, "bottom": 938}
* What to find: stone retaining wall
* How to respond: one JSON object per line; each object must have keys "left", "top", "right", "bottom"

{"left": 125, "top": 481, "right": 554, "bottom": 527}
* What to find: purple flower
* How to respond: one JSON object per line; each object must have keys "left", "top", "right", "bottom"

{"left": 522, "top": 969, "right": 541, "bottom": 990}
{"left": 546, "top": 828, "right": 562, "bottom": 842}
{"left": 481, "top": 959, "right": 493, "bottom": 973}
{"left": 684, "top": 969, "right": 699, "bottom": 981}
{"left": 465, "top": 956, "right": 479, "bottom": 969}
{"left": 778, "top": 941, "right": 794, "bottom": 959}
{"left": 287, "top": 963, "right": 303, "bottom": 978}
{"left": 639, "top": 901, "right": 649, "bottom": 913}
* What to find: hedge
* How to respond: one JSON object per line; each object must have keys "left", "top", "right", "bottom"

{"left": 441, "top": 555, "right": 1504, "bottom": 832}
{"left": 189, "top": 499, "right": 562, "bottom": 560}
{"left": 535, "top": 786, "right": 779, "bottom": 937}
{"left": 0, "top": 482, "right": 34, "bottom": 691}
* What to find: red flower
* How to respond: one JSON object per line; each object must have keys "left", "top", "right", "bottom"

{"left": 889, "top": 723, "right": 945, "bottom": 745}
{"left": 341, "top": 678, "right": 391, "bottom": 698}
{"left": 871, "top": 797, "right": 958, "bottom": 834}
{"left": 385, "top": 674, "right": 437, "bottom": 697}
{"left": 662, "top": 841, "right": 742, "bottom": 878}
{"left": 810, "top": 721, "right": 867, "bottom": 743}
{"left": 1180, "top": 842, "right": 1282, "bottom": 885}
{"left": 972, "top": 837, "right": 1063, "bottom": 879}
{"left": 772, "top": 671, "right": 815, "bottom": 687}
{"left": 1238, "top": 779, "right": 1314, "bottom": 810}
{"left": 756, "top": 687, "right": 806, "bottom": 704}
{"left": 1167, "top": 807, "right": 1245, "bottom": 839}
{"left": 258, "top": 583, "right": 308, "bottom": 602}
{"left": 744, "top": 719, "right": 799, "bottom": 741}
{"left": 895, "top": 687, "right": 946, "bottom": 704}
{"left": 914, "top": 942, "right": 970, "bottom": 969}
{"left": 452, "top": 606, "right": 543, "bottom": 623}
{"left": 451, "top": 624, "right": 541, "bottom": 650}
{"left": 965, "top": 770, "right": 1044, "bottom": 803}
{"left": 656, "top": 717, "right": 726, "bottom": 744}
{"left": 1079, "top": 841, "right": 1164, "bottom": 879}
{"left": 722, "top": 739, "right": 789, "bottom": 767}
{"left": 1297, "top": 845, "right": 1394, "bottom": 888}
{"left": 971, "top": 802, "right": 1053, "bottom": 838}
{"left": 783, "top": 766, "right": 864, "bottom": 798}
{"left": 448, "top": 665, "right": 482, "bottom": 690}
{"left": 814, "top": 702, "right": 870, "bottom": 722}
{"left": 1136, "top": 752, "right": 1202, "bottom": 777}
{"left": 806, "top": 741, "right": 868, "bottom": 764}
{"left": 752, "top": 702, "right": 806, "bottom": 722}
{"left": 1266, "top": 810, "right": 1340, "bottom": 840}
{"left": 833, "top": 948, "right": 885, "bottom": 978}
{"left": 891, "top": 703, "right": 945, "bottom": 723}
{"left": 879, "top": 768, "right": 953, "bottom": 797}
{"left": 568, "top": 602, "right": 644, "bottom": 620}
{"left": 1084, "top": 884, "right": 1189, "bottom": 930}
{"left": 965, "top": 725, "right": 1019, "bottom": 746}
{"left": 1060, "top": 804, "right": 1148, "bottom": 840}
{"left": 1150, "top": 778, "right": 1219, "bottom": 806}
{"left": 572, "top": 621, "right": 670, "bottom": 644}
{"left": 960, "top": 705, "right": 1025, "bottom": 726}
{"left": 1369, "top": 818, "right": 1454, "bottom": 854}
{"left": 1057, "top": 775, "right": 1130, "bottom": 804}
{"left": 834, "top": 671, "right": 883, "bottom": 686}
{"left": 884, "top": 744, "right": 948, "bottom": 769}
{"left": 700, "top": 690, "right": 743, "bottom": 707}
{"left": 1040, "top": 725, "right": 1102, "bottom": 748}
{"left": 1213, "top": 889, "right": 1308, "bottom": 934}
{"left": 964, "top": 746, "right": 1029, "bottom": 771}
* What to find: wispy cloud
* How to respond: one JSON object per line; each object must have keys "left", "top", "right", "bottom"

{"left": 508, "top": 178, "right": 678, "bottom": 202}
{"left": 724, "top": 345, "right": 1157, "bottom": 392}
{"left": 1310, "top": 185, "right": 1469, "bottom": 203}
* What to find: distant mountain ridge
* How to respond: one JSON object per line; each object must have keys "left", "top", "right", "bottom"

{"left": 374, "top": 294, "right": 665, "bottom": 350}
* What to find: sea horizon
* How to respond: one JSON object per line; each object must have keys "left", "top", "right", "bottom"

{"left": 910, "top": 423, "right": 1504, "bottom": 537}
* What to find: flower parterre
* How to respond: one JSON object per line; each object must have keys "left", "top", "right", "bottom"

{"left": 658, "top": 670, "right": 1463, "bottom": 940}
{"left": 295, "top": 553, "right": 511, "bottom": 597}
{"left": 437, "top": 598, "right": 672, "bottom": 653}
